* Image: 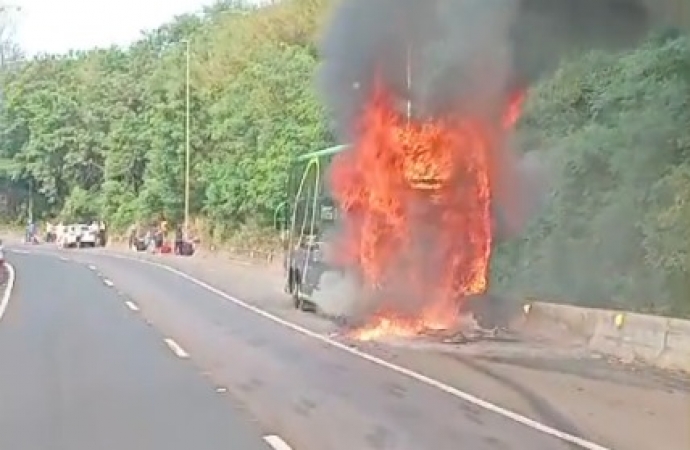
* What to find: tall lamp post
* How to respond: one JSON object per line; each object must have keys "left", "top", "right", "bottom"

{"left": 181, "top": 39, "right": 191, "bottom": 237}
{"left": 28, "top": 178, "right": 32, "bottom": 222}
{"left": 0, "top": 4, "right": 22, "bottom": 68}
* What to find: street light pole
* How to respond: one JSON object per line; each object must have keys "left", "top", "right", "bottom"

{"left": 28, "top": 178, "right": 33, "bottom": 222}
{"left": 0, "top": 5, "right": 22, "bottom": 69}
{"left": 183, "top": 39, "right": 191, "bottom": 237}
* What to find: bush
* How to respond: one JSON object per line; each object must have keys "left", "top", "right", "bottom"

{"left": 492, "top": 34, "right": 690, "bottom": 317}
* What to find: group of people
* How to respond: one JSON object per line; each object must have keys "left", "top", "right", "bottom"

{"left": 23, "top": 218, "right": 193, "bottom": 255}
{"left": 128, "top": 221, "right": 193, "bottom": 256}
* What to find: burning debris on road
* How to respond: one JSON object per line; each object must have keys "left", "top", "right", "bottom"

{"left": 317, "top": 0, "right": 650, "bottom": 342}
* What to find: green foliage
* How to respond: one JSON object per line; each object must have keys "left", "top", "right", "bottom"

{"left": 492, "top": 34, "right": 690, "bottom": 316}
{"left": 0, "top": 0, "right": 687, "bottom": 316}
{"left": 0, "top": 0, "right": 333, "bottom": 239}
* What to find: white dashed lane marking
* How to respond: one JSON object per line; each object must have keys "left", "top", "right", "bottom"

{"left": 88, "top": 264, "right": 97, "bottom": 271}
{"left": 163, "top": 338, "right": 189, "bottom": 359}
{"left": 103, "top": 253, "right": 610, "bottom": 450}
{"left": 103, "top": 279, "right": 114, "bottom": 287}
{"left": 263, "top": 435, "right": 293, "bottom": 450}
{"left": 125, "top": 301, "right": 139, "bottom": 311}
{"left": 0, "top": 263, "right": 17, "bottom": 322}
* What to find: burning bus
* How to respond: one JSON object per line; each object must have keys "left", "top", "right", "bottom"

{"left": 281, "top": 15, "right": 528, "bottom": 338}
{"left": 282, "top": 0, "right": 651, "bottom": 342}
{"left": 281, "top": 87, "right": 526, "bottom": 339}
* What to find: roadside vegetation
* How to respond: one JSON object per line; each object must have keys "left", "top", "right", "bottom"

{"left": 0, "top": 0, "right": 333, "bottom": 251}
{"left": 494, "top": 31, "right": 690, "bottom": 316}
{"left": 0, "top": 1, "right": 687, "bottom": 315}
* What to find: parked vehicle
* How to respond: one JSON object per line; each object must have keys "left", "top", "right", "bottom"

{"left": 59, "top": 225, "right": 81, "bottom": 248}
{"left": 79, "top": 224, "right": 98, "bottom": 248}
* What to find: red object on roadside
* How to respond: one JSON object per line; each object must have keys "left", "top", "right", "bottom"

{"left": 160, "top": 243, "right": 172, "bottom": 254}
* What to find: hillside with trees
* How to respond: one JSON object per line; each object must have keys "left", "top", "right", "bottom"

{"left": 0, "top": 0, "right": 688, "bottom": 315}
{"left": 0, "top": 0, "right": 334, "bottom": 246}
{"left": 493, "top": 31, "right": 690, "bottom": 316}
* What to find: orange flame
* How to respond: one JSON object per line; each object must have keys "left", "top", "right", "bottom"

{"left": 331, "top": 81, "right": 523, "bottom": 341}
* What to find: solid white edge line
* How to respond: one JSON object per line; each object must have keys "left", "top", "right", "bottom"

{"left": 164, "top": 338, "right": 189, "bottom": 359}
{"left": 103, "top": 279, "right": 114, "bottom": 287}
{"left": 30, "top": 250, "right": 609, "bottom": 450}
{"left": 125, "top": 301, "right": 139, "bottom": 311}
{"left": 0, "top": 263, "right": 16, "bottom": 322}
{"left": 263, "top": 435, "right": 293, "bottom": 450}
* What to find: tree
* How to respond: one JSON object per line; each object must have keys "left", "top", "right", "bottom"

{"left": 0, "top": 0, "right": 333, "bottom": 236}
{"left": 0, "top": 0, "right": 687, "bottom": 316}
{"left": 492, "top": 33, "right": 690, "bottom": 316}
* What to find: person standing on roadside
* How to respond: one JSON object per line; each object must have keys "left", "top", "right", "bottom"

{"left": 127, "top": 223, "right": 137, "bottom": 250}
{"left": 144, "top": 227, "right": 153, "bottom": 251}
{"left": 153, "top": 226, "right": 164, "bottom": 253}
{"left": 174, "top": 225, "right": 184, "bottom": 255}
{"left": 98, "top": 220, "right": 107, "bottom": 247}
{"left": 26, "top": 220, "right": 37, "bottom": 243}
{"left": 45, "top": 221, "right": 55, "bottom": 243}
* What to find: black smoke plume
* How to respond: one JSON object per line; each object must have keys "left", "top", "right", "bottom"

{"left": 317, "top": 0, "right": 649, "bottom": 142}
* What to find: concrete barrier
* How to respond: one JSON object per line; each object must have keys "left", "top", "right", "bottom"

{"left": 523, "top": 301, "right": 690, "bottom": 372}
{"left": 659, "top": 318, "right": 690, "bottom": 371}
{"left": 523, "top": 301, "right": 599, "bottom": 337}
{"left": 589, "top": 312, "right": 669, "bottom": 365}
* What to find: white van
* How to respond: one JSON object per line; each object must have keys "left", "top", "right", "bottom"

{"left": 60, "top": 225, "right": 80, "bottom": 248}
{"left": 79, "top": 224, "right": 98, "bottom": 247}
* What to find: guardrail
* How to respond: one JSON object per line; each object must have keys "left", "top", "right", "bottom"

{"left": 523, "top": 301, "right": 690, "bottom": 372}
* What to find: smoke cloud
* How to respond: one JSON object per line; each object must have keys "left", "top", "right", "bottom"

{"left": 318, "top": 0, "right": 649, "bottom": 142}
{"left": 314, "top": 0, "right": 650, "bottom": 322}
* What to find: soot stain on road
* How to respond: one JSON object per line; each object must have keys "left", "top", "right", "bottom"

{"left": 381, "top": 381, "right": 407, "bottom": 399}
{"left": 450, "top": 355, "right": 587, "bottom": 441}
{"left": 237, "top": 376, "right": 265, "bottom": 394}
{"left": 292, "top": 396, "right": 318, "bottom": 418}
{"left": 365, "top": 424, "right": 395, "bottom": 450}
{"left": 462, "top": 352, "right": 690, "bottom": 393}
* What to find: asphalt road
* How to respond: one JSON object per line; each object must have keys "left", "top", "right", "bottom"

{"left": 0, "top": 253, "right": 273, "bottom": 450}
{"left": 5, "top": 246, "right": 688, "bottom": 450}
{"left": 5, "top": 249, "right": 611, "bottom": 450}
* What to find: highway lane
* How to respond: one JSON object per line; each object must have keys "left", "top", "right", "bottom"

{"left": 39, "top": 249, "right": 609, "bottom": 450}
{"left": 57, "top": 245, "right": 690, "bottom": 450}
{"left": 0, "top": 252, "right": 274, "bottom": 450}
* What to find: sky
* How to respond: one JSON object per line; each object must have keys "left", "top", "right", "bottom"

{"left": 8, "top": 0, "right": 260, "bottom": 56}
